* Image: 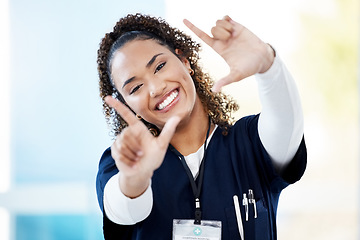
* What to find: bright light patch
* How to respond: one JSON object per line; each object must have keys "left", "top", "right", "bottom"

{"left": 0, "top": 0, "right": 10, "bottom": 193}
{"left": 0, "top": 208, "right": 10, "bottom": 240}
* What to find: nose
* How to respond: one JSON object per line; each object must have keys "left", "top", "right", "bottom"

{"left": 149, "top": 79, "right": 166, "bottom": 98}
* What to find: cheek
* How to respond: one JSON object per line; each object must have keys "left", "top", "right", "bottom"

{"left": 176, "top": 66, "right": 193, "bottom": 86}
{"left": 183, "top": 75, "right": 197, "bottom": 99}
{"left": 123, "top": 96, "right": 148, "bottom": 115}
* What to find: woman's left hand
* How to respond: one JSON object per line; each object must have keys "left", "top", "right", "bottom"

{"left": 184, "top": 15, "right": 275, "bottom": 92}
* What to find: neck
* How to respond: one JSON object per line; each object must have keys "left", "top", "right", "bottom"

{"left": 170, "top": 98, "right": 214, "bottom": 156}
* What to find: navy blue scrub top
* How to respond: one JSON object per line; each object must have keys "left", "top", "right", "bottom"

{"left": 96, "top": 114, "right": 307, "bottom": 240}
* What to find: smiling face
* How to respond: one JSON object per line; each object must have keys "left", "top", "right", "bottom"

{"left": 110, "top": 39, "right": 202, "bottom": 129}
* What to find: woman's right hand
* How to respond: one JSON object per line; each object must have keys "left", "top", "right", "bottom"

{"left": 105, "top": 96, "right": 180, "bottom": 198}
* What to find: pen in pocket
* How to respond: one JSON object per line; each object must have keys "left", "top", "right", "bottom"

{"left": 233, "top": 195, "right": 244, "bottom": 240}
{"left": 242, "top": 193, "right": 249, "bottom": 221}
{"left": 242, "top": 189, "right": 258, "bottom": 222}
{"left": 248, "top": 189, "right": 257, "bottom": 219}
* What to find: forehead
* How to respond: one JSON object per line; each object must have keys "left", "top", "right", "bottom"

{"left": 110, "top": 39, "right": 175, "bottom": 89}
{"left": 111, "top": 39, "right": 171, "bottom": 69}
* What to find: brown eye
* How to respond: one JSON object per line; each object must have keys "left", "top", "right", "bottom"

{"left": 155, "top": 62, "right": 166, "bottom": 73}
{"left": 130, "top": 84, "right": 143, "bottom": 95}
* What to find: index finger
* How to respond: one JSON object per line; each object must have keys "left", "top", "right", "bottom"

{"left": 183, "top": 19, "right": 214, "bottom": 47}
{"left": 104, "top": 96, "right": 139, "bottom": 126}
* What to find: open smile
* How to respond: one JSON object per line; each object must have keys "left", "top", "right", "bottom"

{"left": 156, "top": 89, "right": 179, "bottom": 111}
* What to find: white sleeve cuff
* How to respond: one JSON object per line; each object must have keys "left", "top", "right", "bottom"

{"left": 103, "top": 172, "right": 153, "bottom": 225}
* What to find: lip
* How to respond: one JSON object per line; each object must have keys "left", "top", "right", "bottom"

{"left": 155, "top": 88, "right": 180, "bottom": 112}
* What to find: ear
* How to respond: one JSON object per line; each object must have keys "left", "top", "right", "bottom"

{"left": 175, "top": 49, "right": 191, "bottom": 68}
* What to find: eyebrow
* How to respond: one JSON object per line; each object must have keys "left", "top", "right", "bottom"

{"left": 146, "top": 53, "right": 163, "bottom": 68}
{"left": 122, "top": 76, "right": 135, "bottom": 89}
{"left": 122, "top": 53, "right": 164, "bottom": 89}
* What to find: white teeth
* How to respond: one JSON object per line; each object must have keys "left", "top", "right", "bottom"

{"left": 158, "top": 90, "right": 178, "bottom": 110}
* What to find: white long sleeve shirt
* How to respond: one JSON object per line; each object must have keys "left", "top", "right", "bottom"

{"left": 103, "top": 55, "right": 304, "bottom": 225}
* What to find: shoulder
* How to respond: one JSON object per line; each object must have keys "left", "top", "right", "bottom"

{"left": 96, "top": 147, "right": 118, "bottom": 192}
{"left": 235, "top": 114, "right": 260, "bottom": 127}
{"left": 97, "top": 147, "right": 118, "bottom": 179}
{"left": 210, "top": 114, "right": 262, "bottom": 151}
{"left": 96, "top": 147, "right": 118, "bottom": 211}
{"left": 226, "top": 114, "right": 260, "bottom": 137}
{"left": 99, "top": 147, "right": 113, "bottom": 167}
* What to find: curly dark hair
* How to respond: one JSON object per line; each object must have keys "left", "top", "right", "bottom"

{"left": 97, "top": 13, "right": 239, "bottom": 137}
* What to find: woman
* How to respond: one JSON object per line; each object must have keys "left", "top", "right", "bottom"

{"left": 96, "top": 13, "right": 306, "bottom": 239}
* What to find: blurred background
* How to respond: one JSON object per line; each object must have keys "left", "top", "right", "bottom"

{"left": 0, "top": 0, "right": 358, "bottom": 239}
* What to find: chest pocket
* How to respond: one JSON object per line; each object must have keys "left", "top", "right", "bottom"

{"left": 225, "top": 197, "right": 270, "bottom": 240}
{"left": 252, "top": 198, "right": 271, "bottom": 240}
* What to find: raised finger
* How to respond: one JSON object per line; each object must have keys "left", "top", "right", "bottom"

{"left": 222, "top": 15, "right": 232, "bottom": 21}
{"left": 183, "top": 19, "right": 214, "bottom": 47}
{"left": 105, "top": 96, "right": 139, "bottom": 126}
{"left": 212, "top": 70, "right": 244, "bottom": 92}
{"left": 157, "top": 116, "right": 181, "bottom": 148}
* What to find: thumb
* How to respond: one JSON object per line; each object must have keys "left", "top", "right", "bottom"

{"left": 157, "top": 116, "right": 181, "bottom": 147}
{"left": 212, "top": 70, "right": 244, "bottom": 92}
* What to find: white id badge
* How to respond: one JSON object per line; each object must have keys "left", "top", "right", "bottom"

{"left": 173, "top": 219, "right": 222, "bottom": 240}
